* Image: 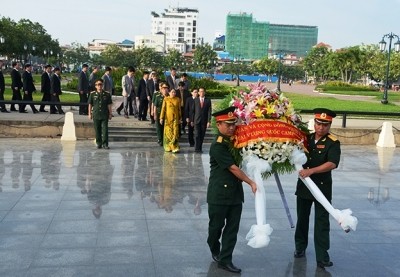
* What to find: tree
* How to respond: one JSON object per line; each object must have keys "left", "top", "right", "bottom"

{"left": 133, "top": 46, "right": 163, "bottom": 70}
{"left": 253, "top": 57, "right": 279, "bottom": 81}
{"left": 281, "top": 64, "right": 305, "bottom": 81}
{"left": 100, "top": 44, "right": 126, "bottom": 67}
{"left": 63, "top": 43, "right": 90, "bottom": 71}
{"left": 164, "top": 48, "right": 184, "bottom": 71}
{"left": 193, "top": 43, "right": 217, "bottom": 72}
{"left": 0, "top": 16, "right": 60, "bottom": 63}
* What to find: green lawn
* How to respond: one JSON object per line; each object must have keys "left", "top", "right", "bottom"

{"left": 1, "top": 88, "right": 80, "bottom": 102}
{"left": 284, "top": 92, "right": 400, "bottom": 112}
{"left": 319, "top": 90, "right": 400, "bottom": 102}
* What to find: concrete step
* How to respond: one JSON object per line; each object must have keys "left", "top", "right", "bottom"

{"left": 108, "top": 125, "right": 215, "bottom": 143}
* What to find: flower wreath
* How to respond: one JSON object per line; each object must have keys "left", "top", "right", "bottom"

{"left": 215, "top": 82, "right": 309, "bottom": 178}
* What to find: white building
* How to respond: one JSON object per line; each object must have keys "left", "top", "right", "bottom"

{"left": 87, "top": 39, "right": 134, "bottom": 56}
{"left": 150, "top": 7, "right": 198, "bottom": 53}
{"left": 134, "top": 33, "right": 165, "bottom": 53}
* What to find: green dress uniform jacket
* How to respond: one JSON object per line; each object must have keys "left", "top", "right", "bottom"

{"left": 207, "top": 133, "right": 244, "bottom": 265}
{"left": 294, "top": 132, "right": 341, "bottom": 264}
{"left": 88, "top": 90, "right": 112, "bottom": 147}
{"left": 152, "top": 92, "right": 165, "bottom": 143}
{"left": 152, "top": 92, "right": 164, "bottom": 116}
{"left": 295, "top": 132, "right": 341, "bottom": 200}
{"left": 88, "top": 90, "right": 112, "bottom": 120}
{"left": 207, "top": 135, "right": 244, "bottom": 205}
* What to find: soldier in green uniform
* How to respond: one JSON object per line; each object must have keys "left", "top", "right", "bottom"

{"left": 207, "top": 106, "right": 257, "bottom": 274}
{"left": 294, "top": 108, "right": 341, "bottom": 269}
{"left": 88, "top": 79, "right": 113, "bottom": 149}
{"left": 153, "top": 82, "right": 168, "bottom": 146}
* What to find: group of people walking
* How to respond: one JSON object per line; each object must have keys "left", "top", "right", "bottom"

{"left": 85, "top": 66, "right": 213, "bottom": 153}
{"left": 0, "top": 61, "right": 63, "bottom": 114}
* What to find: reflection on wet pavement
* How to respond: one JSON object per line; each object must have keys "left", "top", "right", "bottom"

{"left": 0, "top": 139, "right": 399, "bottom": 276}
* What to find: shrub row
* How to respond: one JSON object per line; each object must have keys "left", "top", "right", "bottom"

{"left": 316, "top": 81, "right": 377, "bottom": 92}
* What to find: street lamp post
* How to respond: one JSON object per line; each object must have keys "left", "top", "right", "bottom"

{"left": 233, "top": 56, "right": 242, "bottom": 87}
{"left": 275, "top": 51, "right": 285, "bottom": 92}
{"left": 44, "top": 49, "right": 53, "bottom": 64}
{"left": 378, "top": 32, "right": 400, "bottom": 104}
{"left": 23, "top": 44, "right": 35, "bottom": 64}
{"left": 0, "top": 36, "right": 4, "bottom": 60}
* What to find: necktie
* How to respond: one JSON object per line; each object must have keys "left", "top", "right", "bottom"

{"left": 200, "top": 98, "right": 204, "bottom": 108}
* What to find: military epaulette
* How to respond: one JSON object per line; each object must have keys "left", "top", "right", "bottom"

{"left": 217, "top": 136, "right": 223, "bottom": 143}
{"left": 328, "top": 134, "right": 337, "bottom": 141}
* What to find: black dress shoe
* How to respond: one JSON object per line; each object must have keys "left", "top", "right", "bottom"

{"left": 50, "top": 112, "right": 57, "bottom": 114}
{"left": 317, "top": 261, "right": 333, "bottom": 269}
{"left": 96, "top": 145, "right": 102, "bottom": 149}
{"left": 39, "top": 109, "right": 47, "bottom": 112}
{"left": 59, "top": 111, "right": 65, "bottom": 114}
{"left": 117, "top": 109, "right": 121, "bottom": 115}
{"left": 294, "top": 250, "right": 305, "bottom": 258}
{"left": 211, "top": 253, "right": 220, "bottom": 262}
{"left": 10, "top": 108, "right": 17, "bottom": 112}
{"left": 19, "top": 110, "right": 28, "bottom": 113}
{"left": 103, "top": 145, "right": 110, "bottom": 150}
{"left": 33, "top": 110, "right": 40, "bottom": 114}
{"left": 218, "top": 263, "right": 241, "bottom": 273}
{"left": 1, "top": 109, "right": 10, "bottom": 113}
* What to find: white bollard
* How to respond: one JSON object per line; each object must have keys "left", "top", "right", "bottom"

{"left": 376, "top": 122, "right": 395, "bottom": 148}
{"left": 61, "top": 112, "right": 77, "bottom": 141}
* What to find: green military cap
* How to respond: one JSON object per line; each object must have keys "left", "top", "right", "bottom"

{"left": 212, "top": 106, "right": 237, "bottom": 123}
{"left": 313, "top": 108, "right": 336, "bottom": 124}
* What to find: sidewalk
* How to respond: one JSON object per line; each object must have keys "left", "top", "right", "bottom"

{"left": 0, "top": 139, "right": 398, "bottom": 276}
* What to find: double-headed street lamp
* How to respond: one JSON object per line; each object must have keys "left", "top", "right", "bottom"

{"left": 275, "top": 50, "right": 286, "bottom": 92}
{"left": 23, "top": 44, "right": 36, "bottom": 64}
{"left": 44, "top": 49, "right": 53, "bottom": 64}
{"left": 378, "top": 32, "right": 400, "bottom": 104}
{"left": 0, "top": 35, "right": 4, "bottom": 58}
{"left": 233, "top": 56, "right": 243, "bottom": 87}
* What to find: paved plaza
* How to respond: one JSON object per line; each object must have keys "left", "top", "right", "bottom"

{"left": 0, "top": 139, "right": 399, "bottom": 277}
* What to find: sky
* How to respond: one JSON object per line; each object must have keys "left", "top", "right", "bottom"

{"left": 1, "top": 0, "right": 400, "bottom": 50}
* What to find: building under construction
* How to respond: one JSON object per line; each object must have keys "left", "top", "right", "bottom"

{"left": 225, "top": 13, "right": 318, "bottom": 60}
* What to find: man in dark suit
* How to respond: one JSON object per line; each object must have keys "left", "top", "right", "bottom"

{"left": 77, "top": 64, "right": 89, "bottom": 115}
{"left": 0, "top": 60, "right": 9, "bottom": 113}
{"left": 10, "top": 61, "right": 23, "bottom": 112}
{"left": 137, "top": 71, "right": 149, "bottom": 121}
{"left": 39, "top": 64, "right": 52, "bottom": 112}
{"left": 166, "top": 67, "right": 178, "bottom": 90}
{"left": 21, "top": 63, "right": 39, "bottom": 113}
{"left": 190, "top": 87, "right": 212, "bottom": 153}
{"left": 177, "top": 81, "right": 191, "bottom": 134}
{"left": 50, "top": 67, "right": 64, "bottom": 114}
{"left": 184, "top": 89, "right": 198, "bottom": 147}
{"left": 146, "top": 72, "right": 158, "bottom": 124}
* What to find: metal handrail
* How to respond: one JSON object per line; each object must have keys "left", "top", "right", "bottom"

{"left": 298, "top": 109, "right": 400, "bottom": 128}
